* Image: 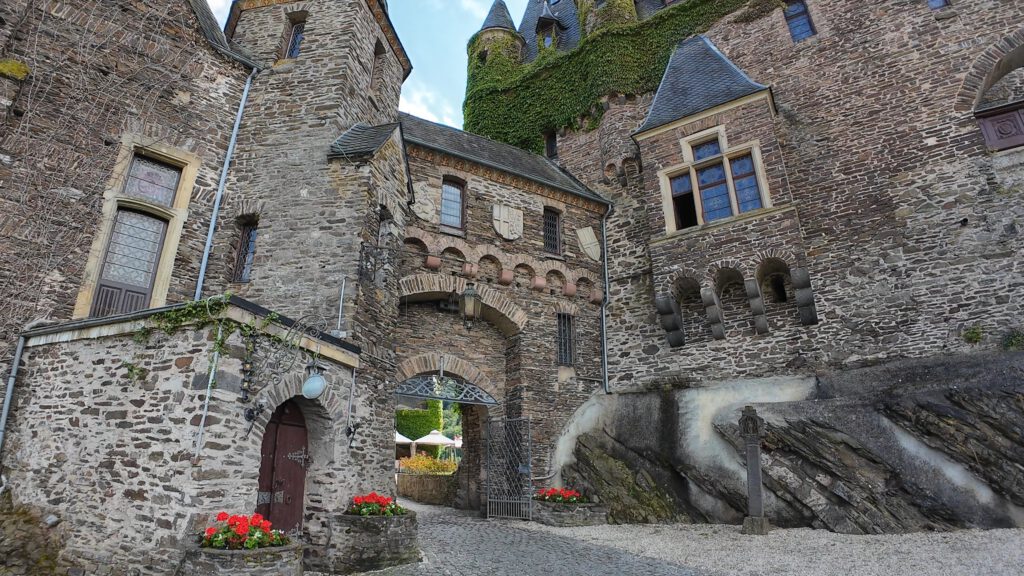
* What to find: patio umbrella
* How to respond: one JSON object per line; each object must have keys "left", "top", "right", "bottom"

{"left": 395, "top": 431, "right": 413, "bottom": 445}
{"left": 410, "top": 430, "right": 455, "bottom": 455}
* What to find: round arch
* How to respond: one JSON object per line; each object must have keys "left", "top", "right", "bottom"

{"left": 398, "top": 273, "right": 529, "bottom": 335}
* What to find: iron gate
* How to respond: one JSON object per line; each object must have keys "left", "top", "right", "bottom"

{"left": 485, "top": 417, "right": 532, "bottom": 520}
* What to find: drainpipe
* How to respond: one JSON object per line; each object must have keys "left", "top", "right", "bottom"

{"left": 600, "top": 204, "right": 614, "bottom": 395}
{"left": 0, "top": 335, "right": 27, "bottom": 479}
{"left": 192, "top": 323, "right": 224, "bottom": 464}
{"left": 194, "top": 67, "right": 258, "bottom": 301}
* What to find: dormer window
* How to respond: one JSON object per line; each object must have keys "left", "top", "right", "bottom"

{"left": 541, "top": 26, "right": 555, "bottom": 48}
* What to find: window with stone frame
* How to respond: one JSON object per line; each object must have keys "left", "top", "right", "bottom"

{"left": 284, "top": 17, "right": 306, "bottom": 59}
{"left": 666, "top": 133, "right": 766, "bottom": 232}
{"left": 556, "top": 313, "right": 575, "bottom": 366}
{"left": 784, "top": 1, "right": 816, "bottom": 42}
{"left": 91, "top": 154, "right": 180, "bottom": 318}
{"left": 543, "top": 207, "right": 562, "bottom": 255}
{"left": 232, "top": 218, "right": 259, "bottom": 283}
{"left": 440, "top": 178, "right": 465, "bottom": 229}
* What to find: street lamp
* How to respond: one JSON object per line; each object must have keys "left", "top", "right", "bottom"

{"left": 461, "top": 282, "right": 482, "bottom": 328}
{"left": 302, "top": 362, "right": 327, "bottom": 400}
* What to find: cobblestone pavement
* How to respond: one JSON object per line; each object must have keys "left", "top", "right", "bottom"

{"left": 372, "top": 502, "right": 698, "bottom": 576}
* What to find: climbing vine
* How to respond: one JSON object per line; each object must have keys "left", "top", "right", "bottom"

{"left": 464, "top": 0, "right": 756, "bottom": 153}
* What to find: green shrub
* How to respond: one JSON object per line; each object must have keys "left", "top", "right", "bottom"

{"left": 399, "top": 453, "right": 457, "bottom": 475}
{"left": 1003, "top": 329, "right": 1024, "bottom": 351}
{"left": 396, "top": 399, "right": 444, "bottom": 457}
{"left": 962, "top": 324, "right": 984, "bottom": 344}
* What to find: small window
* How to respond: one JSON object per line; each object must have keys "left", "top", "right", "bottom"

{"left": 784, "top": 1, "right": 816, "bottom": 42}
{"left": 927, "top": 0, "right": 949, "bottom": 8}
{"left": 544, "top": 131, "right": 557, "bottom": 159}
{"left": 440, "top": 179, "right": 464, "bottom": 229}
{"left": 543, "top": 208, "right": 561, "bottom": 254}
{"left": 233, "top": 221, "right": 258, "bottom": 283}
{"left": 286, "top": 21, "right": 305, "bottom": 58}
{"left": 371, "top": 40, "right": 387, "bottom": 92}
{"left": 670, "top": 174, "right": 698, "bottom": 230}
{"left": 556, "top": 313, "right": 575, "bottom": 366}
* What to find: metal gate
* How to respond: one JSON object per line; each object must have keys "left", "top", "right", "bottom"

{"left": 485, "top": 417, "right": 532, "bottom": 520}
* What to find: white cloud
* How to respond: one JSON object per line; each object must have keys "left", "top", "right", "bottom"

{"left": 459, "top": 0, "right": 490, "bottom": 20}
{"left": 399, "top": 82, "right": 461, "bottom": 128}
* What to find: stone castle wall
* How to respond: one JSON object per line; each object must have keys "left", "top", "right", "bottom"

{"left": 558, "top": 0, "right": 1024, "bottom": 390}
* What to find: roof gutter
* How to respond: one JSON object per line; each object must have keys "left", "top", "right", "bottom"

{"left": 194, "top": 67, "right": 258, "bottom": 301}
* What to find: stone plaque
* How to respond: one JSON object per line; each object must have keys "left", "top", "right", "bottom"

{"left": 576, "top": 227, "right": 601, "bottom": 261}
{"left": 411, "top": 183, "right": 438, "bottom": 223}
{"left": 492, "top": 204, "right": 523, "bottom": 240}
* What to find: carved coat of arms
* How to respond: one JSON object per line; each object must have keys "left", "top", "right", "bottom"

{"left": 492, "top": 204, "right": 523, "bottom": 240}
{"left": 576, "top": 227, "right": 601, "bottom": 261}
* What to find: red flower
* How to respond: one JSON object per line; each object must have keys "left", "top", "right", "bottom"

{"left": 216, "top": 511, "right": 229, "bottom": 522}
{"left": 205, "top": 527, "right": 217, "bottom": 537}
{"left": 234, "top": 522, "right": 249, "bottom": 536}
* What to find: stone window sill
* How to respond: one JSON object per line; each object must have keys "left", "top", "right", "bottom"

{"left": 438, "top": 225, "right": 465, "bottom": 238}
{"left": 543, "top": 253, "right": 565, "bottom": 261}
{"left": 651, "top": 205, "right": 795, "bottom": 246}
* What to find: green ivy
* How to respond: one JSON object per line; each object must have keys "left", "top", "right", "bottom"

{"left": 396, "top": 399, "right": 444, "bottom": 457}
{"left": 464, "top": 0, "right": 755, "bottom": 153}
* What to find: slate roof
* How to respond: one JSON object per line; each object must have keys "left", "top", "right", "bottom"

{"left": 328, "top": 123, "right": 401, "bottom": 159}
{"left": 480, "top": 0, "right": 517, "bottom": 31}
{"left": 185, "top": 0, "right": 261, "bottom": 68}
{"left": 398, "top": 113, "right": 607, "bottom": 205}
{"left": 635, "top": 36, "right": 769, "bottom": 135}
{"left": 518, "top": 0, "right": 581, "bottom": 63}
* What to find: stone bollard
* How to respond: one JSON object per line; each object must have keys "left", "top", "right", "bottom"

{"left": 739, "top": 405, "right": 770, "bottom": 535}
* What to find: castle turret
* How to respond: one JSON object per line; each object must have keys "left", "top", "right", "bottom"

{"left": 467, "top": 0, "right": 524, "bottom": 90}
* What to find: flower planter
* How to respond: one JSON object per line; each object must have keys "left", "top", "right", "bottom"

{"left": 532, "top": 500, "right": 608, "bottom": 527}
{"left": 321, "top": 511, "right": 420, "bottom": 574}
{"left": 181, "top": 542, "right": 303, "bottom": 575}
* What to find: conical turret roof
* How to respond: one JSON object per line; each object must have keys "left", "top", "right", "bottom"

{"left": 480, "top": 0, "right": 516, "bottom": 31}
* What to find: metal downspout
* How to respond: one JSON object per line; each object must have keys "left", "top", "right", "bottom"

{"left": 600, "top": 204, "right": 614, "bottom": 395}
{"left": 0, "top": 336, "right": 27, "bottom": 483}
{"left": 192, "top": 323, "right": 223, "bottom": 464}
{"left": 194, "top": 67, "right": 258, "bottom": 301}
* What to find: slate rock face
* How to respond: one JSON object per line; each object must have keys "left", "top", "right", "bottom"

{"left": 562, "top": 353, "right": 1024, "bottom": 533}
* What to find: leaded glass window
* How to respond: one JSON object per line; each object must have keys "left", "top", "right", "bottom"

{"left": 730, "top": 154, "right": 763, "bottom": 213}
{"left": 440, "top": 180, "right": 464, "bottom": 229}
{"left": 697, "top": 162, "right": 732, "bottom": 223}
{"left": 123, "top": 156, "right": 180, "bottom": 206}
{"left": 543, "top": 208, "right": 561, "bottom": 254}
{"left": 92, "top": 210, "right": 167, "bottom": 317}
{"left": 784, "top": 2, "right": 816, "bottom": 42}
{"left": 286, "top": 22, "right": 305, "bottom": 59}
{"left": 233, "top": 222, "right": 258, "bottom": 283}
{"left": 556, "top": 313, "right": 575, "bottom": 367}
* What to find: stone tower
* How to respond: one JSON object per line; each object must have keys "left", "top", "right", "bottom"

{"left": 467, "top": 0, "right": 524, "bottom": 92}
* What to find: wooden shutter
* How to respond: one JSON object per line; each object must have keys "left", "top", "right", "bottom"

{"left": 91, "top": 209, "right": 167, "bottom": 317}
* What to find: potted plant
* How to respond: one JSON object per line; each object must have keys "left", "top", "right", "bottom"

{"left": 182, "top": 512, "right": 302, "bottom": 574}
{"left": 532, "top": 487, "right": 607, "bottom": 527}
{"left": 325, "top": 492, "right": 420, "bottom": 574}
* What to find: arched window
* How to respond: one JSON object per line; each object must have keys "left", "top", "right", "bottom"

{"left": 371, "top": 40, "right": 387, "bottom": 92}
{"left": 784, "top": 2, "right": 816, "bottom": 43}
{"left": 440, "top": 178, "right": 464, "bottom": 229}
{"left": 285, "top": 15, "right": 306, "bottom": 59}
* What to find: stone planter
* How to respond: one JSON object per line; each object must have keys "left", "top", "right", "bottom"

{"left": 319, "top": 511, "right": 420, "bottom": 574}
{"left": 180, "top": 543, "right": 303, "bottom": 575}
{"left": 532, "top": 500, "right": 608, "bottom": 527}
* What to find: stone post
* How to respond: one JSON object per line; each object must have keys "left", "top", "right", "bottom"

{"left": 739, "top": 405, "right": 770, "bottom": 535}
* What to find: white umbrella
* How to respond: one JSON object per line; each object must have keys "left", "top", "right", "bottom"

{"left": 453, "top": 435, "right": 463, "bottom": 449}
{"left": 410, "top": 430, "right": 455, "bottom": 455}
{"left": 395, "top": 431, "right": 413, "bottom": 445}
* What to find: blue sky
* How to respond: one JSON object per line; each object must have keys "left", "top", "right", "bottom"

{"left": 210, "top": 0, "right": 530, "bottom": 128}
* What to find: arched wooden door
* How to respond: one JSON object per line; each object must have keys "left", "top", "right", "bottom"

{"left": 256, "top": 400, "right": 308, "bottom": 535}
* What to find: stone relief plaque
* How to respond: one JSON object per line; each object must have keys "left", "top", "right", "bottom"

{"left": 576, "top": 227, "right": 601, "bottom": 261}
{"left": 412, "top": 183, "right": 438, "bottom": 223}
{"left": 492, "top": 204, "right": 523, "bottom": 240}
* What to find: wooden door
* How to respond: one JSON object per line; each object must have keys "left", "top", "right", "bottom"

{"left": 255, "top": 400, "right": 308, "bottom": 535}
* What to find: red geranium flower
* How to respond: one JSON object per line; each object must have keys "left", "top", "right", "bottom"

{"left": 216, "top": 511, "right": 229, "bottom": 522}
{"left": 205, "top": 527, "right": 217, "bottom": 537}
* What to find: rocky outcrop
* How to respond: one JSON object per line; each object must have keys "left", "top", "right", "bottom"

{"left": 560, "top": 352, "right": 1024, "bottom": 533}
{"left": 0, "top": 492, "right": 59, "bottom": 575}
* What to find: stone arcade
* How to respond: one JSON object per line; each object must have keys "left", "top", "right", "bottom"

{"left": 0, "top": 0, "right": 1023, "bottom": 574}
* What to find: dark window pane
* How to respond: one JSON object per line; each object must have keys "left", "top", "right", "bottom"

{"left": 287, "top": 22, "right": 305, "bottom": 58}
{"left": 234, "top": 224, "right": 258, "bottom": 283}
{"left": 556, "top": 313, "right": 575, "bottom": 366}
{"left": 123, "top": 156, "right": 180, "bottom": 206}
{"left": 440, "top": 181, "right": 463, "bottom": 228}
{"left": 674, "top": 192, "right": 698, "bottom": 229}
{"left": 670, "top": 174, "right": 693, "bottom": 197}
{"left": 693, "top": 139, "right": 722, "bottom": 161}
{"left": 543, "top": 208, "right": 561, "bottom": 254}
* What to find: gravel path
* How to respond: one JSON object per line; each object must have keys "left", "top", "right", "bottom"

{"left": 366, "top": 502, "right": 1024, "bottom": 576}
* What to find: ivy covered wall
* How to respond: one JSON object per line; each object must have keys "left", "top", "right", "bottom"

{"left": 463, "top": 0, "right": 758, "bottom": 153}
{"left": 396, "top": 399, "right": 445, "bottom": 456}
